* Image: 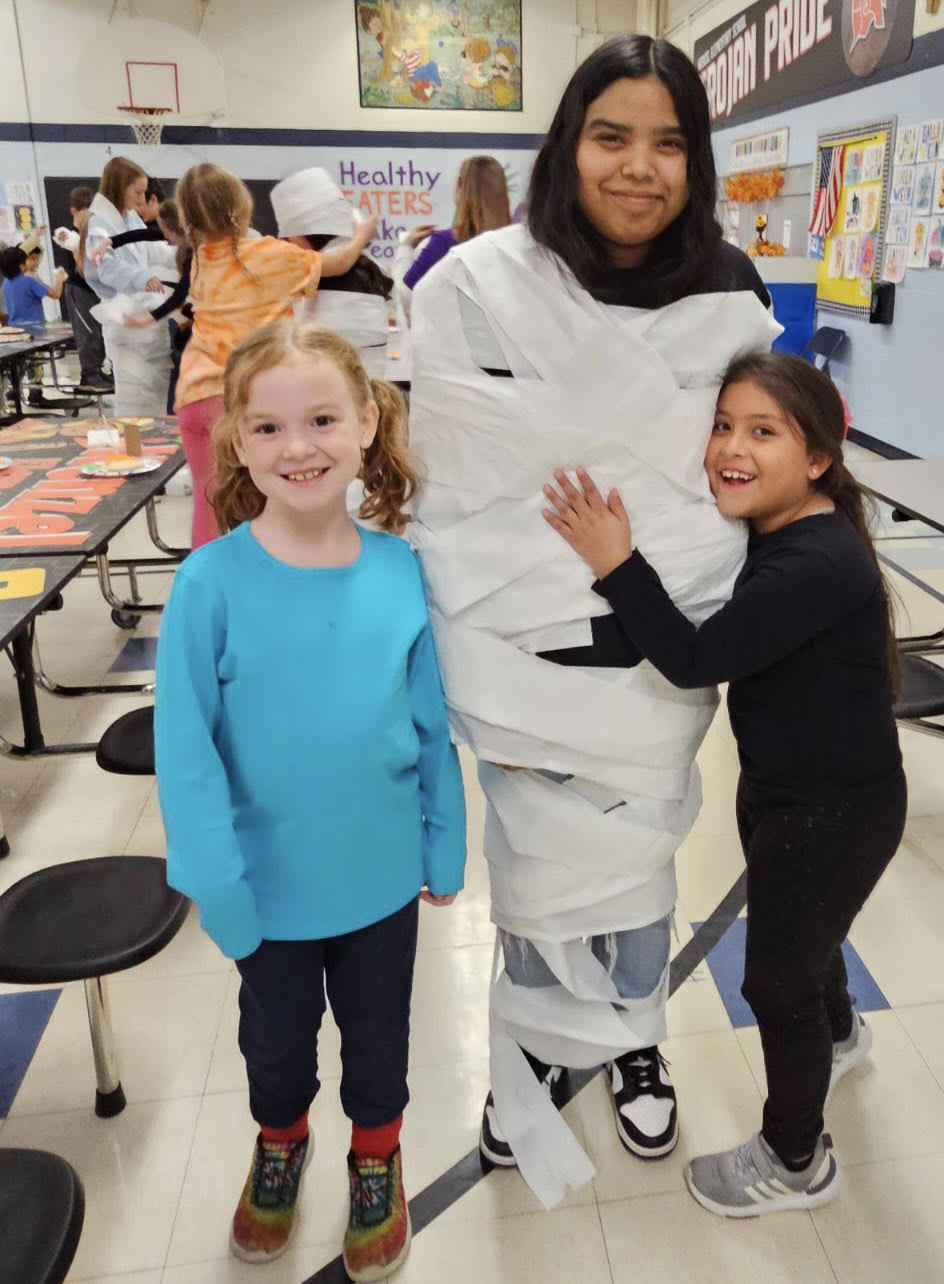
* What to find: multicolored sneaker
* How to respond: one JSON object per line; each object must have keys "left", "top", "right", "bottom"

{"left": 343, "top": 1146, "right": 411, "bottom": 1282}
{"left": 230, "top": 1132, "right": 311, "bottom": 1262}
{"left": 686, "top": 1131, "right": 839, "bottom": 1218}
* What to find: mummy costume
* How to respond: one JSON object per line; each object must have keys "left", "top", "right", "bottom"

{"left": 84, "top": 194, "right": 178, "bottom": 417}
{"left": 408, "top": 223, "right": 781, "bottom": 1206}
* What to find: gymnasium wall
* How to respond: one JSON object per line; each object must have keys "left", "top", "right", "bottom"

{"left": 0, "top": 0, "right": 941, "bottom": 452}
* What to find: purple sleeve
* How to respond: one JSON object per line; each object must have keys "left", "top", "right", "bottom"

{"left": 403, "top": 229, "right": 455, "bottom": 290}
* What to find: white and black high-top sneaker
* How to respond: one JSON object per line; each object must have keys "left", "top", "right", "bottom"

{"left": 479, "top": 1050, "right": 569, "bottom": 1168}
{"left": 606, "top": 1045, "right": 678, "bottom": 1158}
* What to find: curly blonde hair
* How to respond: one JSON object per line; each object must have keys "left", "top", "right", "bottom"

{"left": 212, "top": 320, "right": 419, "bottom": 536}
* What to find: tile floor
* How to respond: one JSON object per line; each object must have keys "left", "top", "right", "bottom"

{"left": 0, "top": 429, "right": 943, "bottom": 1284}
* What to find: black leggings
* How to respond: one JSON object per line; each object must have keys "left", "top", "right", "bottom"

{"left": 737, "top": 769, "right": 906, "bottom": 1161}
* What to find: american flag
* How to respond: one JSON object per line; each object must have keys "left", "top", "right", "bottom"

{"left": 809, "top": 145, "right": 846, "bottom": 237}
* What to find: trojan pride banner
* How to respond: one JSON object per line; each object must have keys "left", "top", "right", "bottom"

{"left": 694, "top": 0, "right": 915, "bottom": 126}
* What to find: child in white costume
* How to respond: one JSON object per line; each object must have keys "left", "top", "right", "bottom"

{"left": 84, "top": 157, "right": 177, "bottom": 417}
{"left": 270, "top": 168, "right": 391, "bottom": 379}
{"left": 407, "top": 35, "right": 781, "bottom": 1207}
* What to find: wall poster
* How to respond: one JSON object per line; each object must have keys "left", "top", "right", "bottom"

{"left": 812, "top": 118, "right": 894, "bottom": 318}
{"left": 356, "top": 1, "right": 522, "bottom": 111}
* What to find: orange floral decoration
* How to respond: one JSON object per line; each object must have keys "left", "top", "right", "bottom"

{"left": 723, "top": 169, "right": 786, "bottom": 204}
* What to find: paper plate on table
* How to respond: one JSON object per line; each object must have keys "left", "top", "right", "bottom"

{"left": 80, "top": 456, "right": 163, "bottom": 478}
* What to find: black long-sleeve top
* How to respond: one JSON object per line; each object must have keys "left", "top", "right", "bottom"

{"left": 107, "top": 225, "right": 192, "bottom": 322}
{"left": 591, "top": 511, "right": 902, "bottom": 795}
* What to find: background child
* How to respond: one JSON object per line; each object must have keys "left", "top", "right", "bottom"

{"left": 155, "top": 319, "right": 465, "bottom": 1279}
{"left": 173, "top": 162, "right": 379, "bottom": 548}
{"left": 543, "top": 351, "right": 905, "bottom": 1218}
{"left": 0, "top": 245, "right": 66, "bottom": 406}
{"left": 90, "top": 197, "right": 192, "bottom": 412}
{"left": 0, "top": 245, "right": 65, "bottom": 323}
{"left": 83, "top": 156, "right": 179, "bottom": 417}
{"left": 270, "top": 167, "right": 393, "bottom": 377}
{"left": 54, "top": 186, "right": 112, "bottom": 393}
{"left": 393, "top": 155, "right": 512, "bottom": 314}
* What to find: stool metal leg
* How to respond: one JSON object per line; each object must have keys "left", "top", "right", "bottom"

{"left": 84, "top": 976, "right": 127, "bottom": 1117}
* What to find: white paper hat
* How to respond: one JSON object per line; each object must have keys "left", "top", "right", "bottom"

{"left": 270, "top": 168, "right": 355, "bottom": 239}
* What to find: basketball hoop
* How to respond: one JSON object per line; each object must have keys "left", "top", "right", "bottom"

{"left": 117, "top": 105, "right": 171, "bottom": 147}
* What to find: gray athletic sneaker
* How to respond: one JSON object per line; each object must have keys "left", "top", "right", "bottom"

{"left": 686, "top": 1131, "right": 839, "bottom": 1218}
{"left": 826, "top": 1009, "right": 872, "bottom": 1105}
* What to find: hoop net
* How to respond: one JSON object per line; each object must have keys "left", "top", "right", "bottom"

{"left": 117, "top": 105, "right": 171, "bottom": 147}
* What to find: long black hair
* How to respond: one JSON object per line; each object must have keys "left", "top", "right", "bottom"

{"left": 528, "top": 35, "right": 722, "bottom": 305}
{"left": 720, "top": 351, "right": 899, "bottom": 695}
{"left": 301, "top": 234, "right": 393, "bottom": 299}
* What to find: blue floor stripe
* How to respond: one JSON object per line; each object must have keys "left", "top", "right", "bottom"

{"left": 0, "top": 989, "right": 61, "bottom": 1116}
{"left": 694, "top": 917, "right": 890, "bottom": 1029}
{"left": 109, "top": 636, "right": 158, "bottom": 673}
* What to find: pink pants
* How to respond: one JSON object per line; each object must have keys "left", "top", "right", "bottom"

{"left": 176, "top": 395, "right": 223, "bottom": 549}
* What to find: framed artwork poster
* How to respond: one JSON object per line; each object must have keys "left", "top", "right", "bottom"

{"left": 356, "top": 1, "right": 522, "bottom": 111}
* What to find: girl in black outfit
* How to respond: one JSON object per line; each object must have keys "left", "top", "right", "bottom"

{"left": 543, "top": 351, "right": 905, "bottom": 1219}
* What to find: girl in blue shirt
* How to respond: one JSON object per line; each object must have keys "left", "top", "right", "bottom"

{"left": 155, "top": 319, "right": 466, "bottom": 1280}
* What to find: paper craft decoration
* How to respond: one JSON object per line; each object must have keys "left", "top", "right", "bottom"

{"left": 929, "top": 217, "right": 944, "bottom": 269}
{"left": 886, "top": 206, "right": 911, "bottom": 244}
{"left": 882, "top": 243, "right": 907, "bottom": 283}
{"left": 863, "top": 143, "right": 885, "bottom": 182}
{"left": 894, "top": 125, "right": 918, "bottom": 165}
{"left": 844, "top": 190, "right": 864, "bottom": 233}
{"left": 914, "top": 163, "right": 935, "bottom": 215}
{"left": 861, "top": 184, "right": 881, "bottom": 231}
{"left": 891, "top": 166, "right": 915, "bottom": 204}
{"left": 908, "top": 217, "right": 930, "bottom": 268}
{"left": 917, "top": 119, "right": 943, "bottom": 164}
{"left": 844, "top": 148, "right": 863, "bottom": 185}
{"left": 856, "top": 233, "right": 876, "bottom": 277}
{"left": 814, "top": 118, "right": 893, "bottom": 318}
{"left": 934, "top": 161, "right": 944, "bottom": 214}
{"left": 828, "top": 236, "right": 845, "bottom": 277}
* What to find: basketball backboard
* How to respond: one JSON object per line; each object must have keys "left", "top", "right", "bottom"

{"left": 75, "top": 17, "right": 226, "bottom": 124}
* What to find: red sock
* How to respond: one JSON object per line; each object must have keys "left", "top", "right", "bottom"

{"left": 351, "top": 1114, "right": 402, "bottom": 1160}
{"left": 260, "top": 1113, "right": 309, "bottom": 1144}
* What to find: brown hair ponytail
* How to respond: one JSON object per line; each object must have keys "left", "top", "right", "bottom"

{"left": 720, "top": 351, "right": 899, "bottom": 696}
{"left": 359, "top": 379, "right": 419, "bottom": 535}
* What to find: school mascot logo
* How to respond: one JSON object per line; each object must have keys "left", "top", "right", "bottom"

{"left": 842, "top": 0, "right": 899, "bottom": 75}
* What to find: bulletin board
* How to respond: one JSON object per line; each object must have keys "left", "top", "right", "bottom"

{"left": 813, "top": 118, "right": 895, "bottom": 319}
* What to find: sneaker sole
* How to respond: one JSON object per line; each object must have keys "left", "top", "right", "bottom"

{"left": 614, "top": 1111, "right": 679, "bottom": 1159}
{"left": 825, "top": 1021, "right": 873, "bottom": 1106}
{"left": 478, "top": 1121, "right": 519, "bottom": 1169}
{"left": 343, "top": 1209, "right": 413, "bottom": 1282}
{"left": 684, "top": 1159, "right": 840, "bottom": 1218}
{"left": 229, "top": 1136, "right": 314, "bottom": 1264}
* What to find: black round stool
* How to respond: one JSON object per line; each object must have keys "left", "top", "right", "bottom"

{"left": 95, "top": 705, "right": 155, "bottom": 775}
{"left": 894, "top": 653, "right": 944, "bottom": 732}
{"left": 0, "top": 856, "right": 188, "bottom": 1115}
{"left": 0, "top": 1148, "right": 84, "bottom": 1284}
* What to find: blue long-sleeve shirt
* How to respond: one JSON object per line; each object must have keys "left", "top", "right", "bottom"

{"left": 155, "top": 522, "right": 466, "bottom": 959}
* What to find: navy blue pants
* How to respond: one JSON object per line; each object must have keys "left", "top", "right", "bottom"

{"left": 235, "top": 897, "right": 419, "bottom": 1129}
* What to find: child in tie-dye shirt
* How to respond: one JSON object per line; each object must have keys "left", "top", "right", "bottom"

{"left": 172, "top": 163, "right": 377, "bottom": 548}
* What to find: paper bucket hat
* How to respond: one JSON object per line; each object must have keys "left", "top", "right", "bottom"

{"left": 270, "top": 168, "right": 355, "bottom": 239}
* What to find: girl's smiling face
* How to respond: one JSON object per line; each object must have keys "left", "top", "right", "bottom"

{"left": 705, "top": 379, "right": 833, "bottom": 534}
{"left": 235, "top": 357, "right": 377, "bottom": 525}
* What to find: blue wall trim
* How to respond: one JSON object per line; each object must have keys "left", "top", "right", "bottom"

{"left": 0, "top": 122, "right": 546, "bottom": 148}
